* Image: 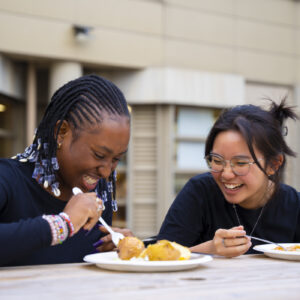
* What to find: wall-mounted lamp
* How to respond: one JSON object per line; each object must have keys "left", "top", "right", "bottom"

{"left": 73, "top": 24, "right": 93, "bottom": 43}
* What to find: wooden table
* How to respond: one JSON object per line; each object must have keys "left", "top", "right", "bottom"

{"left": 0, "top": 254, "right": 299, "bottom": 299}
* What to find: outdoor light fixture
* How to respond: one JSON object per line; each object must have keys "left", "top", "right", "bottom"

{"left": 73, "top": 24, "right": 93, "bottom": 43}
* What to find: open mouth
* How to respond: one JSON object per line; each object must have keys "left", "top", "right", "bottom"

{"left": 83, "top": 174, "right": 99, "bottom": 190}
{"left": 223, "top": 183, "right": 243, "bottom": 190}
{"left": 84, "top": 175, "right": 98, "bottom": 185}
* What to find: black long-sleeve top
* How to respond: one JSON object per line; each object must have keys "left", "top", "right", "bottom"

{"left": 0, "top": 158, "right": 112, "bottom": 266}
{"left": 158, "top": 172, "right": 300, "bottom": 253}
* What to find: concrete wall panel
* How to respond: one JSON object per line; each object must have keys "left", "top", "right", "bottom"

{"left": 166, "top": 6, "right": 235, "bottom": 46}
{"left": 236, "top": 0, "right": 295, "bottom": 26}
{"left": 164, "top": 0, "right": 235, "bottom": 15}
{"left": 237, "top": 50, "right": 295, "bottom": 85}
{"left": 0, "top": 0, "right": 75, "bottom": 21}
{"left": 165, "top": 40, "right": 235, "bottom": 73}
{"left": 237, "top": 19, "right": 295, "bottom": 55}
{"left": 0, "top": 0, "right": 162, "bottom": 35}
{"left": 0, "top": 11, "right": 163, "bottom": 67}
{"left": 76, "top": 0, "right": 163, "bottom": 35}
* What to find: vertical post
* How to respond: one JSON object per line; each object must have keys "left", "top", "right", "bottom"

{"left": 156, "top": 105, "right": 174, "bottom": 230}
{"left": 49, "top": 62, "right": 82, "bottom": 100}
{"left": 26, "top": 63, "right": 36, "bottom": 146}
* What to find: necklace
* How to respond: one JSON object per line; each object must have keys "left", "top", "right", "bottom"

{"left": 232, "top": 180, "right": 273, "bottom": 237}
{"left": 233, "top": 204, "right": 265, "bottom": 237}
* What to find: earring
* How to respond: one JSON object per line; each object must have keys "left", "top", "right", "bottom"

{"left": 57, "top": 143, "right": 62, "bottom": 150}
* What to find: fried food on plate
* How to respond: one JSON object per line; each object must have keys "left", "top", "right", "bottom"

{"left": 146, "top": 240, "right": 181, "bottom": 261}
{"left": 170, "top": 241, "right": 192, "bottom": 260}
{"left": 117, "top": 236, "right": 145, "bottom": 260}
{"left": 118, "top": 237, "right": 191, "bottom": 261}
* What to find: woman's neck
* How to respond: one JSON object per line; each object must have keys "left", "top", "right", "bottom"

{"left": 238, "top": 179, "right": 274, "bottom": 210}
{"left": 36, "top": 176, "right": 71, "bottom": 202}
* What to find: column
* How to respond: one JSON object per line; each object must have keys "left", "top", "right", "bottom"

{"left": 49, "top": 62, "right": 82, "bottom": 100}
{"left": 26, "top": 63, "right": 36, "bottom": 146}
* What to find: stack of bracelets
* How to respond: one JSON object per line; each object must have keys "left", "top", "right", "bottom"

{"left": 42, "top": 212, "right": 75, "bottom": 245}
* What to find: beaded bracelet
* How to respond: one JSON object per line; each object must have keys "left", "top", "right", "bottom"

{"left": 42, "top": 214, "right": 68, "bottom": 245}
{"left": 59, "top": 212, "right": 75, "bottom": 237}
{"left": 42, "top": 215, "right": 57, "bottom": 244}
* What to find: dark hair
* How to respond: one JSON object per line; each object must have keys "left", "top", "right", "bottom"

{"left": 39, "top": 74, "right": 129, "bottom": 156}
{"left": 15, "top": 74, "right": 130, "bottom": 199}
{"left": 205, "top": 97, "right": 298, "bottom": 193}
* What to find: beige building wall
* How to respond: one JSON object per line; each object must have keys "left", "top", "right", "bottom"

{"left": 0, "top": 0, "right": 299, "bottom": 85}
{"left": 0, "top": 0, "right": 300, "bottom": 237}
{"left": 164, "top": 0, "right": 298, "bottom": 85}
{"left": 0, "top": 0, "right": 163, "bottom": 68}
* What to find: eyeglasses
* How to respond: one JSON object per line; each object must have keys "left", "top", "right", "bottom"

{"left": 205, "top": 153, "right": 262, "bottom": 176}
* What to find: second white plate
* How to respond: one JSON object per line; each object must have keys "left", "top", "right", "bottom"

{"left": 253, "top": 243, "right": 300, "bottom": 261}
{"left": 84, "top": 251, "right": 213, "bottom": 272}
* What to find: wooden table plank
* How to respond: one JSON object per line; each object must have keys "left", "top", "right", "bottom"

{"left": 0, "top": 255, "right": 299, "bottom": 299}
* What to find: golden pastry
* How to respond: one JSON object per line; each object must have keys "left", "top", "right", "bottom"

{"left": 117, "top": 236, "right": 145, "bottom": 260}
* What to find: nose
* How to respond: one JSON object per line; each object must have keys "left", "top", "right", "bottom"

{"left": 221, "top": 161, "right": 236, "bottom": 179}
{"left": 97, "top": 162, "right": 113, "bottom": 179}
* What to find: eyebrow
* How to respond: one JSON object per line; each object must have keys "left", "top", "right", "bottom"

{"left": 96, "top": 146, "right": 128, "bottom": 156}
{"left": 210, "top": 152, "right": 251, "bottom": 159}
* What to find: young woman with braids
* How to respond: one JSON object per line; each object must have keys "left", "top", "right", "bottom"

{"left": 157, "top": 98, "right": 300, "bottom": 257}
{"left": 0, "top": 74, "right": 132, "bottom": 266}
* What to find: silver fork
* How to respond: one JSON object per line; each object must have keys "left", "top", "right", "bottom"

{"left": 246, "top": 235, "right": 288, "bottom": 251}
{"left": 72, "top": 187, "right": 124, "bottom": 247}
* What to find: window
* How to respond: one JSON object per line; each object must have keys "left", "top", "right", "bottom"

{"left": 174, "top": 107, "right": 221, "bottom": 194}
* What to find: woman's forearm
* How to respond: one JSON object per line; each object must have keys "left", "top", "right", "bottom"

{"left": 190, "top": 240, "right": 215, "bottom": 254}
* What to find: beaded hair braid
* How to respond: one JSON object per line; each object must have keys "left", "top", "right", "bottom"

{"left": 14, "top": 74, "right": 130, "bottom": 211}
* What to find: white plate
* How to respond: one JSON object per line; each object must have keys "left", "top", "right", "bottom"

{"left": 83, "top": 252, "right": 213, "bottom": 272}
{"left": 253, "top": 243, "right": 300, "bottom": 261}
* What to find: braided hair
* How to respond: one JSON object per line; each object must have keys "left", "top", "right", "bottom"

{"left": 14, "top": 74, "right": 130, "bottom": 210}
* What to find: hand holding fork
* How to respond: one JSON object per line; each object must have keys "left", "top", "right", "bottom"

{"left": 72, "top": 187, "right": 124, "bottom": 246}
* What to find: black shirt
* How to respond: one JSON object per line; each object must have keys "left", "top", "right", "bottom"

{"left": 0, "top": 158, "right": 112, "bottom": 266}
{"left": 158, "top": 172, "right": 300, "bottom": 253}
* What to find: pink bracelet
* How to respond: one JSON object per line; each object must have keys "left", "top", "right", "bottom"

{"left": 59, "top": 212, "right": 75, "bottom": 237}
{"left": 42, "top": 214, "right": 68, "bottom": 245}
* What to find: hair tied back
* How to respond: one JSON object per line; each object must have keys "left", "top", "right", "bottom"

{"left": 269, "top": 96, "right": 298, "bottom": 127}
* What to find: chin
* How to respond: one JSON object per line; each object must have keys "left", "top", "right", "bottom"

{"left": 224, "top": 195, "right": 243, "bottom": 205}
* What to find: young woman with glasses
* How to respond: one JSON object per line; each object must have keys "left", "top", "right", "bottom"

{"left": 157, "top": 98, "right": 300, "bottom": 257}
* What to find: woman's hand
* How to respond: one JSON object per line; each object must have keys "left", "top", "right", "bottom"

{"left": 95, "top": 226, "right": 134, "bottom": 252}
{"left": 190, "top": 225, "right": 251, "bottom": 258}
{"left": 212, "top": 225, "right": 251, "bottom": 257}
{"left": 63, "top": 192, "right": 103, "bottom": 234}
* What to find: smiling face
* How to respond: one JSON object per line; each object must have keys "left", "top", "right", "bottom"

{"left": 211, "top": 130, "right": 273, "bottom": 209}
{"left": 55, "top": 114, "right": 130, "bottom": 200}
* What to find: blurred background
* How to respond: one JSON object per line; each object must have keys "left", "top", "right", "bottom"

{"left": 0, "top": 0, "right": 300, "bottom": 238}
